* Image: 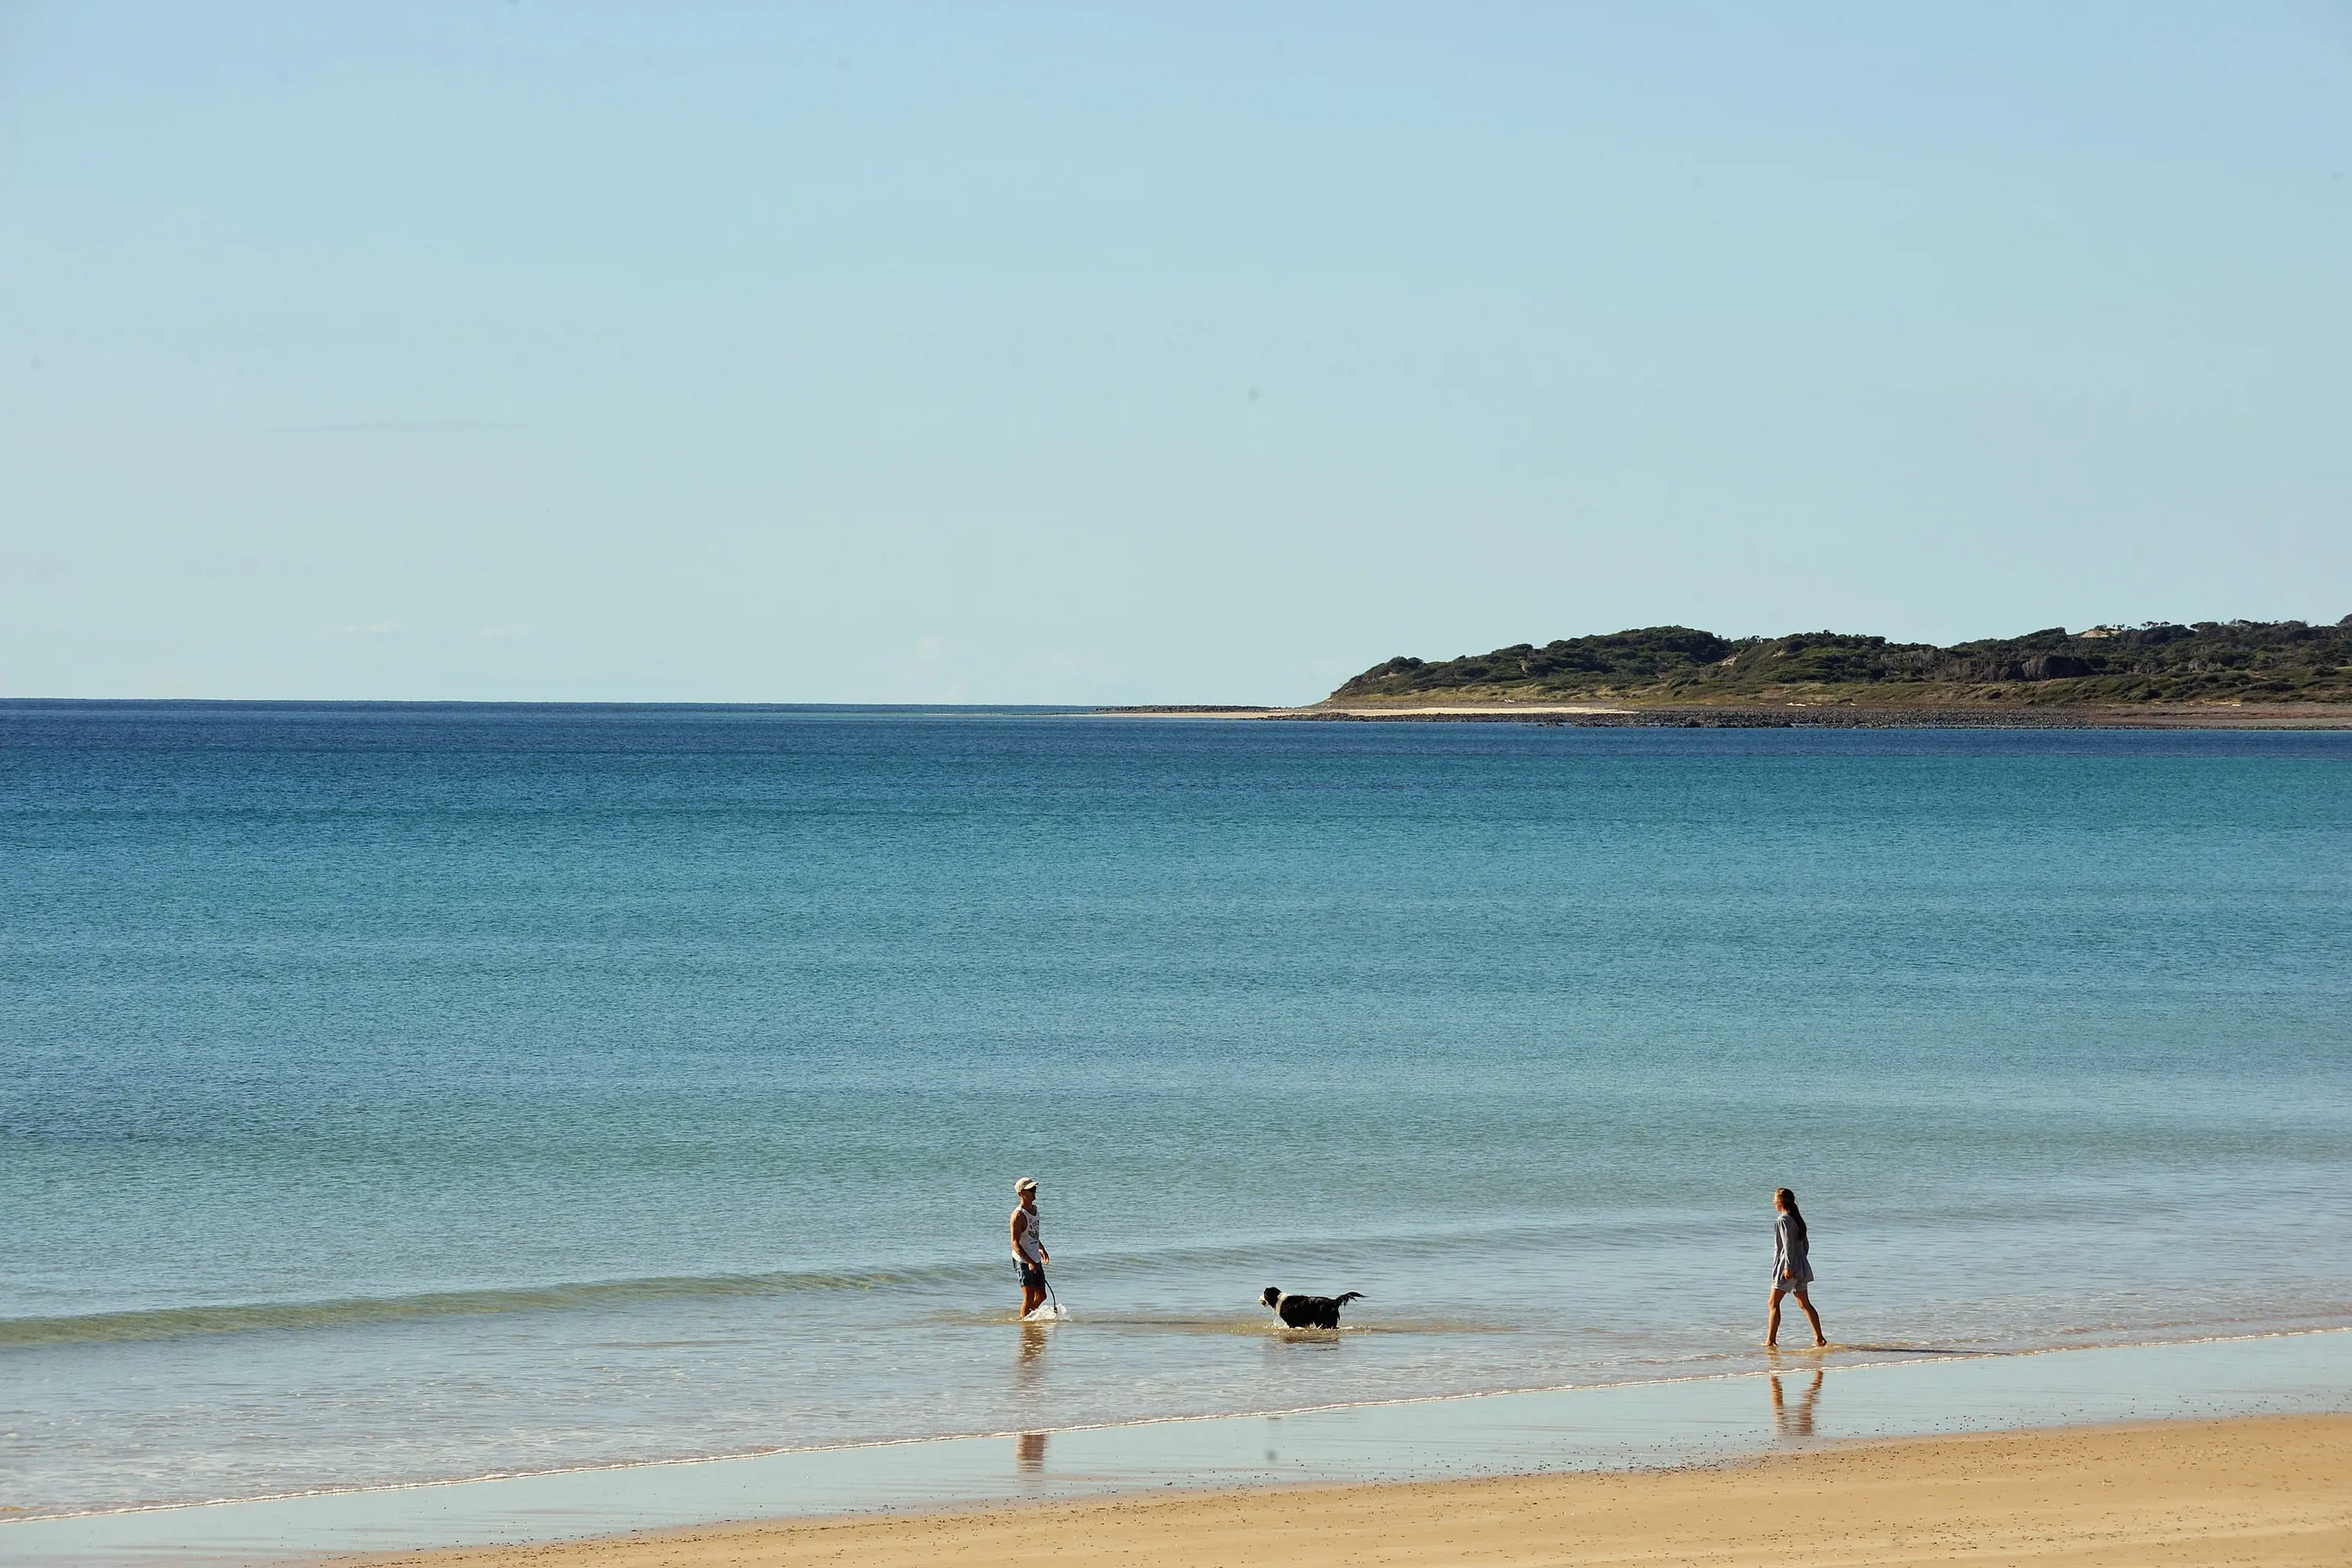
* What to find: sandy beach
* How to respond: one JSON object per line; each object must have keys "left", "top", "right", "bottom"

{"left": 363, "top": 1414, "right": 2351, "bottom": 1568}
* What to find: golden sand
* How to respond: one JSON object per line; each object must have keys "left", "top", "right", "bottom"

{"left": 364, "top": 1412, "right": 2352, "bottom": 1567}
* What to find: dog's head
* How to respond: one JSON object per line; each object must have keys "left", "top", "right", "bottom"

{"left": 1261, "top": 1287, "right": 1283, "bottom": 1309}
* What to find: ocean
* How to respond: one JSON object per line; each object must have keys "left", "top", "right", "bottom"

{"left": 5, "top": 703, "right": 2350, "bottom": 1521}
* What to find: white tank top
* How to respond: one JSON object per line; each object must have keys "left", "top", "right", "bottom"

{"left": 1015, "top": 1206, "right": 1044, "bottom": 1262}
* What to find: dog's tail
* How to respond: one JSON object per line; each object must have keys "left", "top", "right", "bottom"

{"left": 1334, "top": 1291, "right": 1364, "bottom": 1307}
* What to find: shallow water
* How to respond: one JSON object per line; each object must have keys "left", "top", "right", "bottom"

{"left": 5, "top": 704, "right": 2350, "bottom": 1516}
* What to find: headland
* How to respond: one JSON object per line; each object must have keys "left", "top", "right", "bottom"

{"left": 1108, "top": 617, "right": 2352, "bottom": 725}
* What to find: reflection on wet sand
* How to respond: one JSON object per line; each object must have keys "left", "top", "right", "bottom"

{"left": 1013, "top": 1321, "right": 1051, "bottom": 1473}
{"left": 1770, "top": 1367, "right": 1823, "bottom": 1439}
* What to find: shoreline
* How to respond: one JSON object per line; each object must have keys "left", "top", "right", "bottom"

{"left": 10, "top": 1329, "right": 2347, "bottom": 1564}
{"left": 1100, "top": 702, "right": 2352, "bottom": 728}
{"left": 361, "top": 1412, "right": 2352, "bottom": 1566}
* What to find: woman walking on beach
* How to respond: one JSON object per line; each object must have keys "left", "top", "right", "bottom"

{"left": 1767, "top": 1187, "right": 1827, "bottom": 1349}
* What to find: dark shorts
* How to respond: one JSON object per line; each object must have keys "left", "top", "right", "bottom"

{"left": 1017, "top": 1260, "right": 1045, "bottom": 1291}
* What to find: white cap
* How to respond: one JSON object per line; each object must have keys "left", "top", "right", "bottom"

{"left": 1014, "top": 1176, "right": 1038, "bottom": 1193}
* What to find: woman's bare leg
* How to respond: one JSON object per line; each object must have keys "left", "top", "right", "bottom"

{"left": 1766, "top": 1288, "right": 1784, "bottom": 1347}
{"left": 1792, "top": 1287, "right": 1826, "bottom": 1346}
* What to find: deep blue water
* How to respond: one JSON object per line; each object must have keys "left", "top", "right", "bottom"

{"left": 5, "top": 703, "right": 2350, "bottom": 1515}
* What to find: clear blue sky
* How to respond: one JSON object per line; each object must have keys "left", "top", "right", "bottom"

{"left": 3, "top": 3, "right": 2347, "bottom": 702}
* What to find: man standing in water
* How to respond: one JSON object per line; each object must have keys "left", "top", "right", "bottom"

{"left": 1011, "top": 1177, "right": 1050, "bottom": 1318}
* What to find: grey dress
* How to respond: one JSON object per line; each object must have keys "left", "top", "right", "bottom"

{"left": 1772, "top": 1214, "right": 1813, "bottom": 1289}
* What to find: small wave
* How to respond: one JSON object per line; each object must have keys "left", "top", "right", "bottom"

{"left": 1116, "top": 1314, "right": 1516, "bottom": 1339}
{"left": 0, "top": 1266, "right": 964, "bottom": 1348}
{"left": 924, "top": 1308, "right": 1515, "bottom": 1336}
{"left": 0, "top": 1221, "right": 1705, "bottom": 1352}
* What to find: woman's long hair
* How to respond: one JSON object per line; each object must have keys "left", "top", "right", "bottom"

{"left": 1775, "top": 1188, "right": 1808, "bottom": 1249}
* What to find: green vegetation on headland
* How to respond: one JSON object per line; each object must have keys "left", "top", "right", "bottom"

{"left": 1327, "top": 618, "right": 2352, "bottom": 709}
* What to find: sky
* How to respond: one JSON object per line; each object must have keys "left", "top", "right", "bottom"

{"left": 2, "top": 3, "right": 2347, "bottom": 703}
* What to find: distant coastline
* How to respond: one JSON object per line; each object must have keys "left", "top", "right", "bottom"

{"left": 1105, "top": 703, "right": 2352, "bottom": 728}
{"left": 1106, "top": 617, "right": 2352, "bottom": 727}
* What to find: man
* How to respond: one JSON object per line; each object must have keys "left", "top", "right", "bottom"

{"left": 1010, "top": 1176, "right": 1050, "bottom": 1318}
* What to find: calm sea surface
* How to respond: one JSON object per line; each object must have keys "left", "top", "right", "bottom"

{"left": 5, "top": 704, "right": 2350, "bottom": 1518}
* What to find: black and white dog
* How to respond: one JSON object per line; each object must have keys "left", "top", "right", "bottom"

{"left": 1261, "top": 1286, "right": 1363, "bottom": 1329}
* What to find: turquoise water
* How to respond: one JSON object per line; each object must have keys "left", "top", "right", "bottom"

{"left": 5, "top": 704, "right": 2350, "bottom": 1518}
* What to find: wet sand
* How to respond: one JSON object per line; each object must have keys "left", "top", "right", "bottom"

{"left": 368, "top": 1414, "right": 2351, "bottom": 1567}
{"left": 14, "top": 1334, "right": 2346, "bottom": 1564}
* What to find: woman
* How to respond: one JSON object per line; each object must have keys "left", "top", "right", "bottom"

{"left": 1767, "top": 1187, "right": 1827, "bottom": 1349}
